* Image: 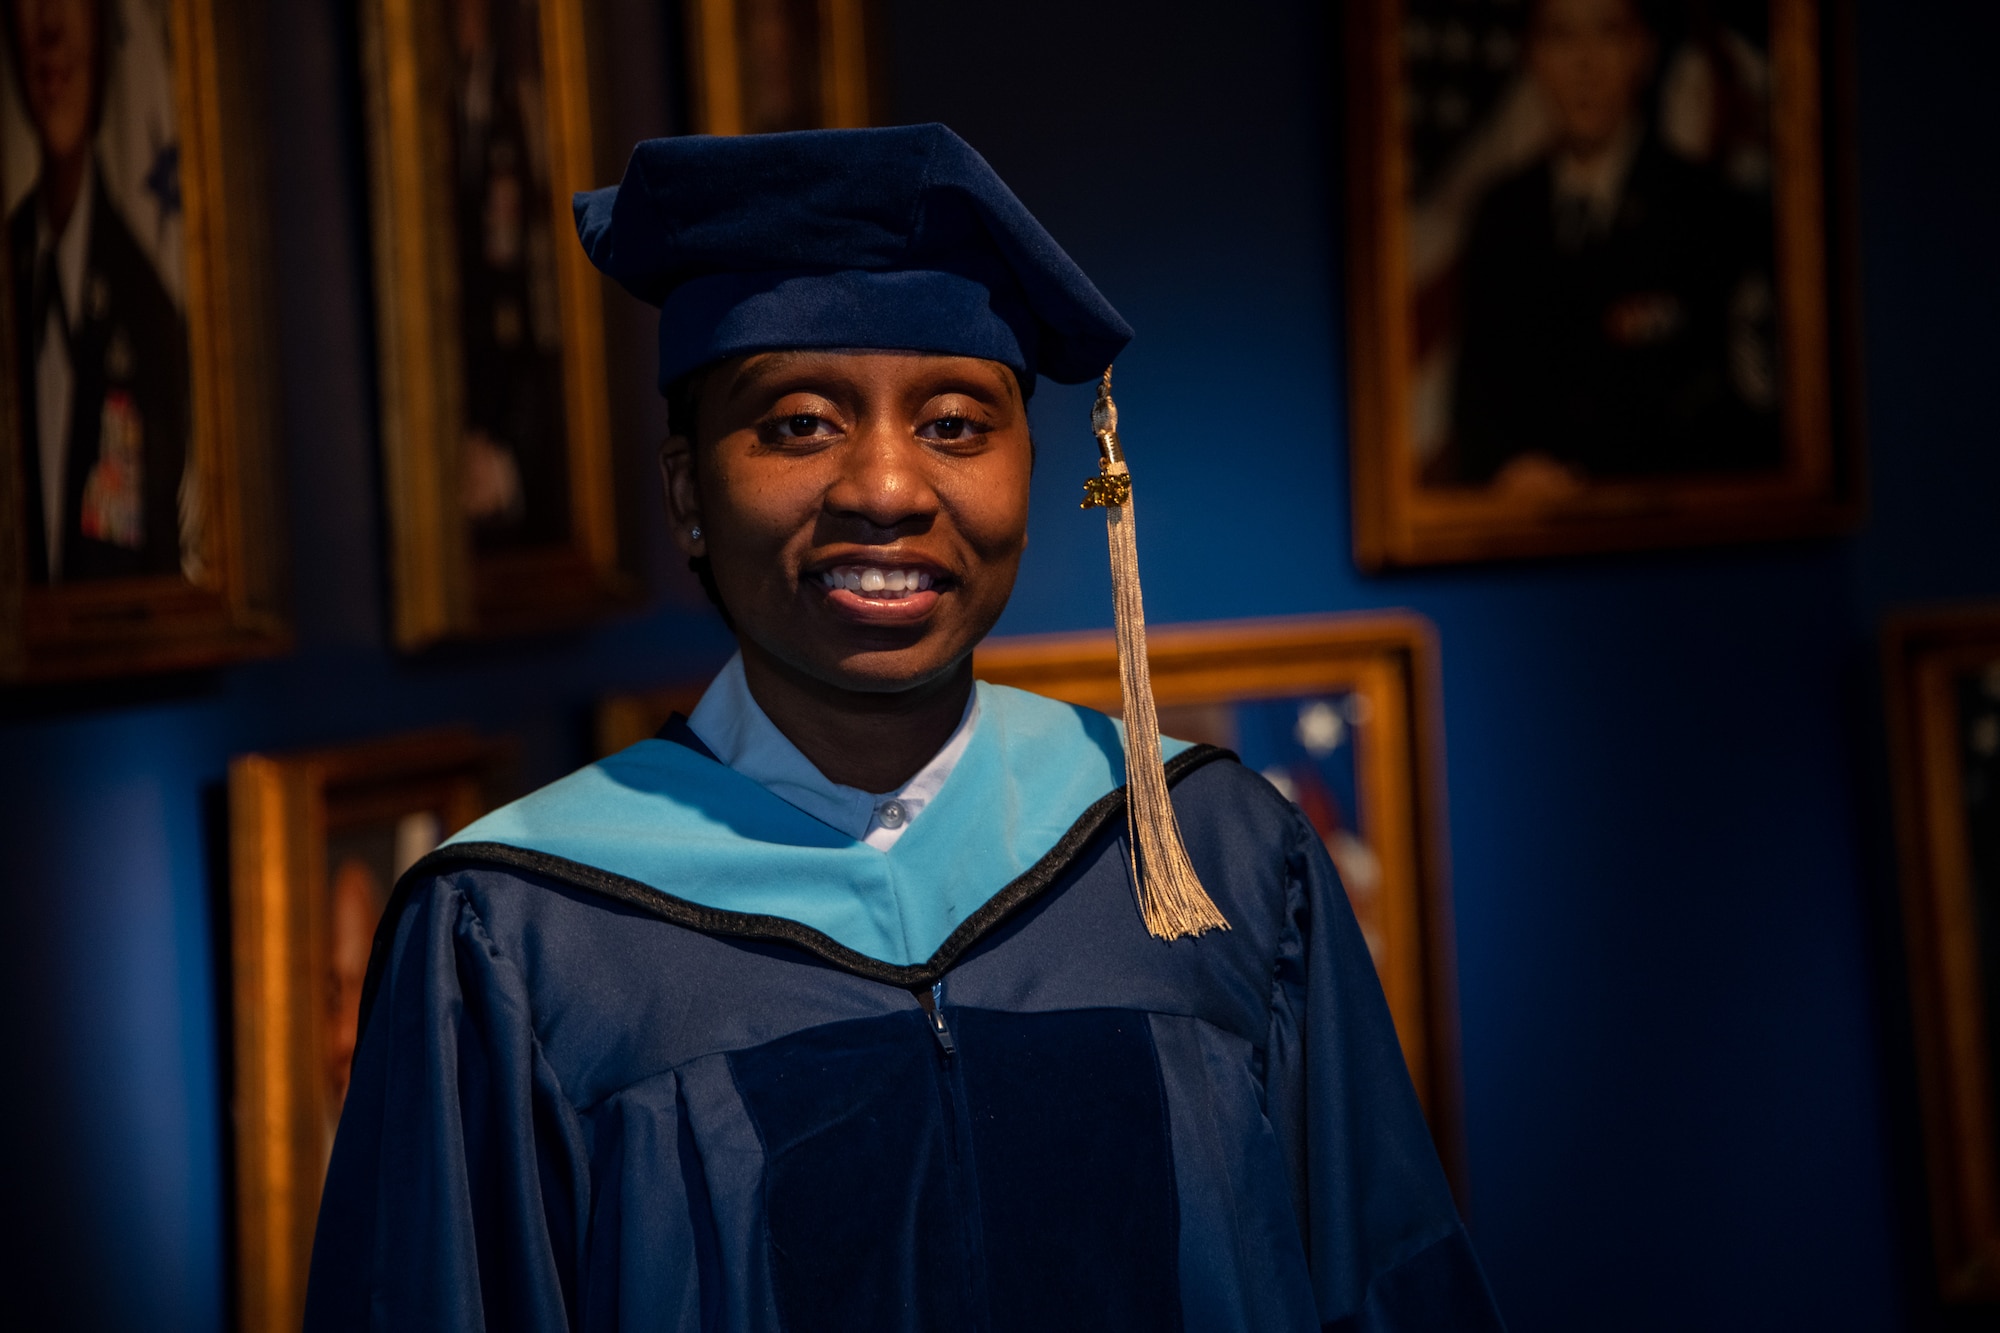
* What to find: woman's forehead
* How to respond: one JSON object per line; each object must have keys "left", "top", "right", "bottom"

{"left": 716, "top": 350, "right": 1025, "bottom": 399}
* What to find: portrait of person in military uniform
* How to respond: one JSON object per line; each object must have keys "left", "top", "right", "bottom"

{"left": 3, "top": 0, "right": 193, "bottom": 585}
{"left": 447, "top": 0, "right": 571, "bottom": 550}
{"left": 361, "top": 0, "right": 632, "bottom": 646}
{"left": 1404, "top": 0, "right": 1781, "bottom": 496}
{"left": 1347, "top": 0, "right": 1844, "bottom": 567}
{"left": 1450, "top": 0, "right": 1781, "bottom": 497}
{"left": 320, "top": 808, "right": 442, "bottom": 1150}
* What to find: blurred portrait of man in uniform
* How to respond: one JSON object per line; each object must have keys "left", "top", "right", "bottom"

{"left": 322, "top": 854, "right": 384, "bottom": 1141}
{"left": 448, "top": 0, "right": 571, "bottom": 549}
{"left": 320, "top": 806, "right": 438, "bottom": 1152}
{"left": 5, "top": 0, "right": 191, "bottom": 583}
{"left": 1447, "top": 0, "right": 1780, "bottom": 497}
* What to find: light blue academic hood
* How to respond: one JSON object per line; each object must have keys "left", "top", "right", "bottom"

{"left": 448, "top": 683, "right": 1192, "bottom": 966}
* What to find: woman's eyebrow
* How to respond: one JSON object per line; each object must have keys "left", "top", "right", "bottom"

{"left": 897, "top": 361, "right": 1020, "bottom": 407}
{"left": 916, "top": 377, "right": 1012, "bottom": 407}
{"left": 741, "top": 350, "right": 825, "bottom": 375}
{"left": 714, "top": 353, "right": 1020, "bottom": 417}
{"left": 720, "top": 352, "right": 858, "bottom": 401}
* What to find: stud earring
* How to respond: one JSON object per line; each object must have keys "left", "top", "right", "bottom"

{"left": 690, "top": 526, "right": 703, "bottom": 541}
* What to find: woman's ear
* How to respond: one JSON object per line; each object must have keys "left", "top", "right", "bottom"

{"left": 661, "top": 435, "right": 706, "bottom": 557}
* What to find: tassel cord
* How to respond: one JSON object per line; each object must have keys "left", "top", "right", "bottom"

{"left": 1100, "top": 462, "right": 1230, "bottom": 940}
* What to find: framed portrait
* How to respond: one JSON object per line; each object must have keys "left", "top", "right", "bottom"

{"left": 595, "top": 612, "right": 1465, "bottom": 1188}
{"left": 226, "top": 728, "right": 509, "bottom": 1333}
{"left": 358, "top": 0, "right": 638, "bottom": 647}
{"left": 683, "top": 0, "right": 877, "bottom": 136}
{"left": 1887, "top": 609, "right": 2000, "bottom": 1302}
{"left": 1345, "top": 0, "right": 1858, "bottom": 568}
{"left": 0, "top": 0, "right": 284, "bottom": 680}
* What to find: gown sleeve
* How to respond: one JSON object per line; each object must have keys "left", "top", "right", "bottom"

{"left": 305, "top": 874, "right": 589, "bottom": 1331}
{"left": 1262, "top": 806, "right": 1506, "bottom": 1331}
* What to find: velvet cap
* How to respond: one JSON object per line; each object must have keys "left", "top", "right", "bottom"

{"left": 572, "top": 123, "right": 1132, "bottom": 390}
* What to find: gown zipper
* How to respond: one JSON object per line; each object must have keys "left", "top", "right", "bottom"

{"left": 915, "top": 977, "right": 955, "bottom": 1056}
{"left": 912, "top": 974, "right": 988, "bottom": 1323}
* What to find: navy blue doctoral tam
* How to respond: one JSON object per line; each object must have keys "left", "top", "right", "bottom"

{"left": 572, "top": 123, "right": 1133, "bottom": 389}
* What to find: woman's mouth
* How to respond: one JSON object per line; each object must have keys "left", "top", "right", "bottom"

{"left": 817, "top": 564, "right": 936, "bottom": 598}
{"left": 812, "top": 563, "right": 944, "bottom": 622}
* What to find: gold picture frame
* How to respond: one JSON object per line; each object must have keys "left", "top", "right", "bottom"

{"left": 1345, "top": 0, "right": 1857, "bottom": 568}
{"left": 227, "top": 728, "right": 509, "bottom": 1332}
{"left": 596, "top": 612, "right": 1465, "bottom": 1188}
{"left": 1887, "top": 608, "right": 2000, "bottom": 1301}
{"left": 0, "top": 0, "right": 286, "bottom": 680}
{"left": 358, "top": 0, "right": 636, "bottom": 647}
{"left": 683, "top": 0, "right": 878, "bottom": 136}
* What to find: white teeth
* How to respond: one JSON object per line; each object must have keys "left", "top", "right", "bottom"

{"left": 819, "top": 565, "right": 937, "bottom": 598}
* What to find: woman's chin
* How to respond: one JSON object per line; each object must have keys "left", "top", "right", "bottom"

{"left": 813, "top": 637, "right": 979, "bottom": 697}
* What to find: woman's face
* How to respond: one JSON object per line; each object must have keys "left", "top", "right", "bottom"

{"left": 665, "top": 351, "right": 1034, "bottom": 696}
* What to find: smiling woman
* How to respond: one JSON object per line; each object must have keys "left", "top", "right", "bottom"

{"left": 304, "top": 124, "right": 1502, "bottom": 1331}
{"left": 664, "top": 350, "right": 1032, "bottom": 789}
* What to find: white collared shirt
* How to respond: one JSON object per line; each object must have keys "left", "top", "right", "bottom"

{"left": 685, "top": 652, "right": 980, "bottom": 851}
{"left": 35, "top": 163, "right": 95, "bottom": 578}
{"left": 1550, "top": 118, "right": 1642, "bottom": 241}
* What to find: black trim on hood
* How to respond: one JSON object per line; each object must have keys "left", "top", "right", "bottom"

{"left": 356, "top": 743, "right": 1234, "bottom": 1032}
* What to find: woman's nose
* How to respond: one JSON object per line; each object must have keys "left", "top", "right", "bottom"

{"left": 823, "top": 425, "right": 940, "bottom": 533}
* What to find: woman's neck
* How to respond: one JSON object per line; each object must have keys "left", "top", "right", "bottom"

{"left": 737, "top": 643, "right": 974, "bottom": 793}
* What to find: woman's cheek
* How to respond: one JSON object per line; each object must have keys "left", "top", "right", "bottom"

{"left": 944, "top": 462, "right": 1031, "bottom": 554}
{"left": 722, "top": 472, "right": 820, "bottom": 554}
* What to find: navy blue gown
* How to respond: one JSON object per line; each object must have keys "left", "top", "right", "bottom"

{"left": 306, "top": 691, "right": 1502, "bottom": 1331}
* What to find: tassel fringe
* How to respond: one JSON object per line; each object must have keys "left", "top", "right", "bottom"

{"left": 1087, "top": 370, "right": 1229, "bottom": 941}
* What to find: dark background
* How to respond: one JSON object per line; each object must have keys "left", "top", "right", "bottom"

{"left": 2, "top": 0, "right": 1996, "bottom": 1327}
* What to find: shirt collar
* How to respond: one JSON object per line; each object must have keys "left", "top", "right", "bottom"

{"left": 1551, "top": 118, "right": 1642, "bottom": 233}
{"left": 685, "top": 652, "right": 980, "bottom": 850}
{"left": 35, "top": 161, "right": 95, "bottom": 333}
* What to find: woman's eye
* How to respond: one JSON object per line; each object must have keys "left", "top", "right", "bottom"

{"left": 921, "top": 415, "right": 982, "bottom": 441}
{"left": 772, "top": 414, "right": 832, "bottom": 440}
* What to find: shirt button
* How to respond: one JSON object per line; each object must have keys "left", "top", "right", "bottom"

{"left": 876, "top": 799, "right": 907, "bottom": 829}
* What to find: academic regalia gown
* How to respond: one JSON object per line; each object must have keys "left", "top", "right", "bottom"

{"left": 306, "top": 684, "right": 1502, "bottom": 1331}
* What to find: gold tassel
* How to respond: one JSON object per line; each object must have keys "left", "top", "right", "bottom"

{"left": 1081, "top": 368, "right": 1230, "bottom": 941}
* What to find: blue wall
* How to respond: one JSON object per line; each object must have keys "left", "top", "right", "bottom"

{"left": 3, "top": 0, "right": 1995, "bottom": 1327}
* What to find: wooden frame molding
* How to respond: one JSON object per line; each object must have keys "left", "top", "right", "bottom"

{"left": 227, "top": 729, "right": 507, "bottom": 1332}
{"left": 683, "top": 0, "right": 878, "bottom": 136}
{"left": 358, "top": 0, "right": 636, "bottom": 647}
{"left": 1887, "top": 608, "right": 2000, "bottom": 1301}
